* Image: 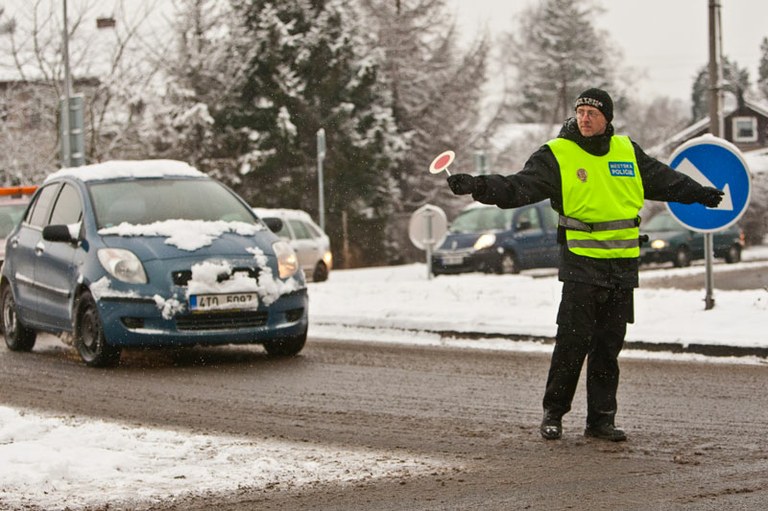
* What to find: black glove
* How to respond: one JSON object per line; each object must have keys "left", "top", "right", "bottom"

{"left": 699, "top": 186, "right": 724, "bottom": 208}
{"left": 447, "top": 174, "right": 477, "bottom": 195}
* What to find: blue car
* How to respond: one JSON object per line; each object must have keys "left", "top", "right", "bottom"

{"left": 1, "top": 160, "right": 308, "bottom": 367}
{"left": 431, "top": 200, "right": 560, "bottom": 275}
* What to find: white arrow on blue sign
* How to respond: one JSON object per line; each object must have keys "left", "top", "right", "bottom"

{"left": 666, "top": 134, "right": 751, "bottom": 232}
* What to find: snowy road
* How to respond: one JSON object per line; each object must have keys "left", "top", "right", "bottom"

{"left": 2, "top": 335, "right": 768, "bottom": 510}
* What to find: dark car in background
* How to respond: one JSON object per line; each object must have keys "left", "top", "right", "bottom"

{"left": 431, "top": 200, "right": 560, "bottom": 275}
{"left": 640, "top": 210, "right": 744, "bottom": 267}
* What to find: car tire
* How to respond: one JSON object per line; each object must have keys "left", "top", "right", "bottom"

{"left": 263, "top": 329, "right": 307, "bottom": 357}
{"left": 725, "top": 245, "right": 741, "bottom": 264}
{"left": 673, "top": 247, "right": 691, "bottom": 268}
{"left": 74, "top": 290, "right": 121, "bottom": 368}
{"left": 498, "top": 252, "right": 520, "bottom": 274}
{"left": 312, "top": 261, "right": 329, "bottom": 282}
{"left": 1, "top": 283, "right": 36, "bottom": 352}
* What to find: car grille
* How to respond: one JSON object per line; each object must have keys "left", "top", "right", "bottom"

{"left": 172, "top": 266, "right": 260, "bottom": 286}
{"left": 176, "top": 311, "right": 269, "bottom": 331}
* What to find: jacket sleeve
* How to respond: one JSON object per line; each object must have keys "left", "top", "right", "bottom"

{"left": 634, "top": 141, "right": 708, "bottom": 204}
{"left": 470, "top": 145, "right": 562, "bottom": 210}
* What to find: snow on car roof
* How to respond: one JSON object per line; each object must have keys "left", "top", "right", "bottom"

{"left": 253, "top": 207, "right": 315, "bottom": 222}
{"left": 45, "top": 160, "right": 204, "bottom": 183}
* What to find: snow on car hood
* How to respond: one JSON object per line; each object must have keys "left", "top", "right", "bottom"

{"left": 98, "top": 219, "right": 268, "bottom": 253}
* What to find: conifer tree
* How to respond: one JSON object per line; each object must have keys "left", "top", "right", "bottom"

{"left": 156, "top": 0, "right": 407, "bottom": 266}
{"left": 499, "top": 0, "right": 620, "bottom": 124}
{"left": 758, "top": 37, "right": 768, "bottom": 101}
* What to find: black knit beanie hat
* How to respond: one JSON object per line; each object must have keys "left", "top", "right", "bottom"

{"left": 574, "top": 88, "right": 613, "bottom": 123}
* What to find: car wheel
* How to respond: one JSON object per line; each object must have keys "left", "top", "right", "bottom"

{"left": 1, "top": 284, "right": 36, "bottom": 352}
{"left": 673, "top": 247, "right": 691, "bottom": 268}
{"left": 312, "top": 261, "right": 329, "bottom": 282}
{"left": 263, "top": 330, "right": 307, "bottom": 357}
{"left": 725, "top": 245, "right": 741, "bottom": 264}
{"left": 74, "top": 290, "right": 121, "bottom": 367}
{"left": 498, "top": 253, "right": 519, "bottom": 274}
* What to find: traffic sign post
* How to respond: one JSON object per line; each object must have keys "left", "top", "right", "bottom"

{"left": 667, "top": 134, "right": 752, "bottom": 309}
{"left": 408, "top": 204, "right": 448, "bottom": 280}
{"left": 316, "top": 128, "right": 326, "bottom": 231}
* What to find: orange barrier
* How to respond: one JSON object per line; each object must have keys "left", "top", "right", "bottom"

{"left": 0, "top": 186, "right": 37, "bottom": 197}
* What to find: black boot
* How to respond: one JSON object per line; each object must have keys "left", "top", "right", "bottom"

{"left": 540, "top": 414, "right": 562, "bottom": 440}
{"left": 584, "top": 423, "right": 627, "bottom": 442}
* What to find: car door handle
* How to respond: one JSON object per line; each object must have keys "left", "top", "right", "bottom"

{"left": 35, "top": 241, "right": 45, "bottom": 255}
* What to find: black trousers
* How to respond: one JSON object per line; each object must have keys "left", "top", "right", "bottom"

{"left": 542, "top": 281, "right": 634, "bottom": 427}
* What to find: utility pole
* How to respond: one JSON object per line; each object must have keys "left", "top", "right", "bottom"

{"left": 705, "top": 0, "right": 722, "bottom": 310}
{"left": 60, "top": 0, "right": 84, "bottom": 167}
{"left": 61, "top": 0, "right": 72, "bottom": 167}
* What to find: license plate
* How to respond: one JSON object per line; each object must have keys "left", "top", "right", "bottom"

{"left": 442, "top": 255, "right": 464, "bottom": 265}
{"left": 189, "top": 293, "right": 259, "bottom": 311}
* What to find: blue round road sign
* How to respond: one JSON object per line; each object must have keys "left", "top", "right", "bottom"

{"left": 667, "top": 135, "right": 751, "bottom": 233}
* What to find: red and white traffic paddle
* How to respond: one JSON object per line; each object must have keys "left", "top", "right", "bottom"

{"left": 429, "top": 150, "right": 455, "bottom": 176}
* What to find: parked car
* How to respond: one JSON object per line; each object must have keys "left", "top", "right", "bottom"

{"left": 0, "top": 186, "right": 37, "bottom": 264}
{"left": 639, "top": 210, "right": 744, "bottom": 267}
{"left": 253, "top": 208, "right": 332, "bottom": 282}
{"left": 431, "top": 200, "right": 560, "bottom": 275}
{"left": 1, "top": 160, "right": 308, "bottom": 367}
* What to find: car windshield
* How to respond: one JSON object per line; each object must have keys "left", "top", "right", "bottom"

{"left": 0, "top": 203, "right": 29, "bottom": 237}
{"left": 643, "top": 213, "right": 683, "bottom": 232}
{"left": 89, "top": 178, "right": 257, "bottom": 229}
{"left": 450, "top": 207, "right": 509, "bottom": 233}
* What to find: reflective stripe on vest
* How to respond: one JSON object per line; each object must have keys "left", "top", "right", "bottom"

{"left": 547, "top": 136, "right": 644, "bottom": 259}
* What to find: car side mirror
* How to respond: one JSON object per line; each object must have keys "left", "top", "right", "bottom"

{"left": 263, "top": 217, "right": 283, "bottom": 233}
{"left": 42, "top": 224, "right": 75, "bottom": 243}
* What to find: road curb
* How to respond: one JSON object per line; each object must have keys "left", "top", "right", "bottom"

{"left": 314, "top": 322, "right": 768, "bottom": 359}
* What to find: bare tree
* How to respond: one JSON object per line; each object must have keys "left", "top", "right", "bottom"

{"left": 0, "top": 0, "right": 163, "bottom": 183}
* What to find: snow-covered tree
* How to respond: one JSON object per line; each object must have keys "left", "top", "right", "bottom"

{"left": 359, "top": 0, "right": 491, "bottom": 261}
{"left": 0, "top": 0, "right": 164, "bottom": 181}
{"left": 138, "top": 0, "right": 238, "bottom": 175}
{"left": 690, "top": 57, "right": 750, "bottom": 121}
{"left": 758, "top": 37, "right": 768, "bottom": 102}
{"left": 155, "top": 0, "right": 408, "bottom": 267}
{"left": 499, "top": 0, "right": 622, "bottom": 124}
{"left": 622, "top": 96, "right": 689, "bottom": 150}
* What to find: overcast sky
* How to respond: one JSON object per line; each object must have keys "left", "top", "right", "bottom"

{"left": 449, "top": 0, "right": 768, "bottom": 103}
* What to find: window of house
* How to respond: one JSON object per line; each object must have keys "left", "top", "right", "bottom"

{"left": 732, "top": 116, "right": 757, "bottom": 142}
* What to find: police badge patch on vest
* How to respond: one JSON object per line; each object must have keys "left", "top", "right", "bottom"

{"left": 577, "top": 168, "right": 588, "bottom": 182}
{"left": 608, "top": 161, "right": 636, "bottom": 177}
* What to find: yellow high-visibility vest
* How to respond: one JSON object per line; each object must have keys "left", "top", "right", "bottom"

{"left": 547, "top": 136, "right": 644, "bottom": 259}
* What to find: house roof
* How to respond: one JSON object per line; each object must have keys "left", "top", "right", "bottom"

{"left": 649, "top": 98, "right": 768, "bottom": 157}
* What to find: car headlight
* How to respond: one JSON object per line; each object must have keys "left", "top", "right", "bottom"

{"left": 323, "top": 250, "right": 333, "bottom": 269}
{"left": 650, "top": 239, "right": 667, "bottom": 250}
{"left": 98, "top": 248, "right": 147, "bottom": 284}
{"left": 273, "top": 240, "right": 299, "bottom": 278}
{"left": 474, "top": 233, "right": 496, "bottom": 251}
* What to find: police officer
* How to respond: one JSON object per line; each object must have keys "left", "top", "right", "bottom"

{"left": 447, "top": 88, "right": 723, "bottom": 442}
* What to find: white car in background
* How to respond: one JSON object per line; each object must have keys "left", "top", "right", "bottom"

{"left": 254, "top": 208, "right": 333, "bottom": 282}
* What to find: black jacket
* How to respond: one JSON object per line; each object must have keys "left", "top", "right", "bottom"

{"left": 471, "top": 118, "right": 710, "bottom": 289}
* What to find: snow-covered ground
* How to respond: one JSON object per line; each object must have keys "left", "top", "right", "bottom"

{"left": 310, "top": 245, "right": 768, "bottom": 356}
{"left": 2, "top": 244, "right": 767, "bottom": 510}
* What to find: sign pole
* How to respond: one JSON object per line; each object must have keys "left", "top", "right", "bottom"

{"left": 408, "top": 204, "right": 448, "bottom": 280}
{"left": 425, "top": 210, "right": 434, "bottom": 280}
{"left": 704, "top": 234, "right": 715, "bottom": 309}
{"left": 316, "top": 128, "right": 326, "bottom": 231}
{"left": 704, "top": 0, "right": 722, "bottom": 310}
